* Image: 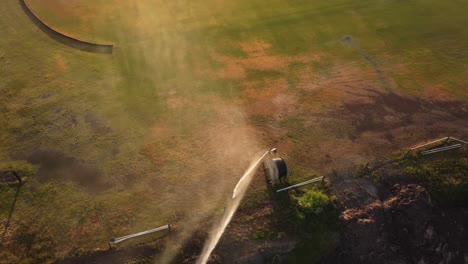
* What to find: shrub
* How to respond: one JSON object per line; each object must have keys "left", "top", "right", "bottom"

{"left": 296, "top": 190, "right": 329, "bottom": 216}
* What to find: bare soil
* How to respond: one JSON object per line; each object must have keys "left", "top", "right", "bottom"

{"left": 326, "top": 182, "right": 467, "bottom": 264}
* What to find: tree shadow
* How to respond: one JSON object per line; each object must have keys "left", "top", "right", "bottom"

{"left": 0, "top": 182, "right": 23, "bottom": 246}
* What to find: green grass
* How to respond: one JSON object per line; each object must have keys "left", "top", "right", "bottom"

{"left": 1, "top": 0, "right": 468, "bottom": 262}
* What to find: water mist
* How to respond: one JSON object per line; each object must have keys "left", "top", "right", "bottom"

{"left": 196, "top": 150, "right": 270, "bottom": 264}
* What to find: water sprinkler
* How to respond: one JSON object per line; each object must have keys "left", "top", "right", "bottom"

{"left": 231, "top": 148, "right": 288, "bottom": 199}
{"left": 263, "top": 149, "right": 288, "bottom": 186}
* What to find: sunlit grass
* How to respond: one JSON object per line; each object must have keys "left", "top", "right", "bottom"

{"left": 1, "top": 0, "right": 467, "bottom": 262}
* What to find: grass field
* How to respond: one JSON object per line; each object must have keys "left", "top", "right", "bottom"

{"left": 1, "top": 0, "right": 468, "bottom": 262}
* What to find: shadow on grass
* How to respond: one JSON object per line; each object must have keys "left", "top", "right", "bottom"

{"left": 18, "top": 0, "right": 113, "bottom": 54}
{"left": 0, "top": 183, "right": 23, "bottom": 246}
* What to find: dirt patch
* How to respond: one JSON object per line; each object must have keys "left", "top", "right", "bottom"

{"left": 209, "top": 40, "right": 320, "bottom": 80}
{"left": 27, "top": 149, "right": 104, "bottom": 189}
{"left": 327, "top": 89, "right": 468, "bottom": 139}
{"left": 242, "top": 78, "right": 299, "bottom": 120}
{"left": 327, "top": 183, "right": 467, "bottom": 264}
{"left": 327, "top": 152, "right": 468, "bottom": 264}
{"left": 239, "top": 40, "right": 272, "bottom": 57}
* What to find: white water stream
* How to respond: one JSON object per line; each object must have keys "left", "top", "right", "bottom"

{"left": 196, "top": 150, "right": 270, "bottom": 264}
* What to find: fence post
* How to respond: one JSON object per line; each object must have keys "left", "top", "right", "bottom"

{"left": 12, "top": 171, "right": 21, "bottom": 183}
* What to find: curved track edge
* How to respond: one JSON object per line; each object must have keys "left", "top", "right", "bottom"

{"left": 20, "top": 0, "right": 114, "bottom": 54}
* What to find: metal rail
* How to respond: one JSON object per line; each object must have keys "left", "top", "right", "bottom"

{"left": 276, "top": 176, "right": 324, "bottom": 193}
{"left": 109, "top": 224, "right": 171, "bottom": 246}
{"left": 450, "top": 137, "right": 468, "bottom": 145}
{"left": 421, "top": 144, "right": 462, "bottom": 155}
{"left": 406, "top": 136, "right": 467, "bottom": 156}
{"left": 409, "top": 137, "right": 449, "bottom": 150}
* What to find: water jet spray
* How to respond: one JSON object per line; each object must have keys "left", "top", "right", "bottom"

{"left": 198, "top": 148, "right": 288, "bottom": 264}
